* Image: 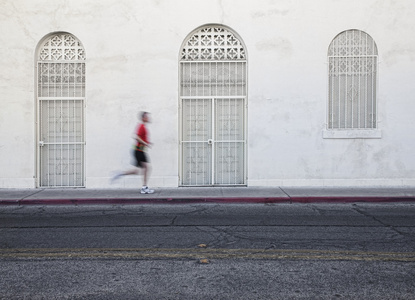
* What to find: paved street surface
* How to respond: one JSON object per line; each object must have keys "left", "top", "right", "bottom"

{"left": 1, "top": 202, "right": 415, "bottom": 299}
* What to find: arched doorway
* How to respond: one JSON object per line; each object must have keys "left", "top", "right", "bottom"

{"left": 36, "top": 32, "right": 86, "bottom": 187}
{"left": 179, "top": 25, "right": 247, "bottom": 186}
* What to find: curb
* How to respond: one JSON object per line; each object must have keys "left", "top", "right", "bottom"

{"left": 0, "top": 197, "right": 291, "bottom": 205}
{"left": 290, "top": 196, "right": 415, "bottom": 203}
{"left": 1, "top": 196, "right": 415, "bottom": 205}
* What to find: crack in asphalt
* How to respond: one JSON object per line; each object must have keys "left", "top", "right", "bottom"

{"left": 170, "top": 216, "right": 177, "bottom": 226}
{"left": 351, "top": 204, "right": 411, "bottom": 238}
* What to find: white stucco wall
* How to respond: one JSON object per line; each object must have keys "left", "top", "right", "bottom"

{"left": 0, "top": 0, "right": 414, "bottom": 188}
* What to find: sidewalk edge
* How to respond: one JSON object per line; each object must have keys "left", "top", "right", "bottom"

{"left": 1, "top": 196, "right": 415, "bottom": 205}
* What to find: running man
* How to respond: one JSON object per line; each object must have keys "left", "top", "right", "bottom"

{"left": 112, "top": 111, "right": 154, "bottom": 194}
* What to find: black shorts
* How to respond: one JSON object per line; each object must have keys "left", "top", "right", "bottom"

{"left": 133, "top": 150, "right": 148, "bottom": 168}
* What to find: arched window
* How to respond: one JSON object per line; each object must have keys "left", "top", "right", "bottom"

{"left": 37, "top": 33, "right": 86, "bottom": 187}
{"left": 179, "top": 25, "right": 247, "bottom": 186}
{"left": 328, "top": 30, "right": 378, "bottom": 130}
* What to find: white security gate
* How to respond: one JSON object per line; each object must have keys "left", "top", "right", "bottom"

{"left": 37, "top": 34, "right": 86, "bottom": 187}
{"left": 179, "top": 26, "right": 247, "bottom": 186}
{"left": 181, "top": 97, "right": 245, "bottom": 185}
{"left": 328, "top": 30, "right": 378, "bottom": 129}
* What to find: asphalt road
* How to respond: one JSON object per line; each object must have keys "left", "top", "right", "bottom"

{"left": 1, "top": 203, "right": 415, "bottom": 299}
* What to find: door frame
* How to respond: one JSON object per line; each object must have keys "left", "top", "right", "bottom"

{"left": 35, "top": 32, "right": 86, "bottom": 188}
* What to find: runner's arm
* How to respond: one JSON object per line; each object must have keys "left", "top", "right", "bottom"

{"left": 133, "top": 134, "right": 151, "bottom": 147}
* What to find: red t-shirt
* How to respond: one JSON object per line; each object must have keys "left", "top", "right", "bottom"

{"left": 136, "top": 123, "right": 149, "bottom": 152}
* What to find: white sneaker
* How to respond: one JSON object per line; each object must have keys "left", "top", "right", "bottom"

{"left": 141, "top": 186, "right": 154, "bottom": 194}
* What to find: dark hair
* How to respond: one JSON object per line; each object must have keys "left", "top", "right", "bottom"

{"left": 140, "top": 111, "right": 149, "bottom": 120}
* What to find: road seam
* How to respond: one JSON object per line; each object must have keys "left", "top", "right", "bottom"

{"left": 1, "top": 248, "right": 415, "bottom": 262}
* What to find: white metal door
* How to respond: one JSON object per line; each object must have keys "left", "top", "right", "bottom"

{"left": 181, "top": 98, "right": 213, "bottom": 185}
{"left": 37, "top": 34, "right": 86, "bottom": 187}
{"left": 181, "top": 97, "right": 245, "bottom": 186}
{"left": 38, "top": 93, "right": 85, "bottom": 187}
{"left": 214, "top": 97, "right": 245, "bottom": 185}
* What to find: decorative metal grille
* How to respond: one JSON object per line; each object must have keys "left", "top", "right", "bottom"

{"left": 39, "top": 34, "right": 86, "bottom": 61}
{"left": 38, "top": 63, "right": 85, "bottom": 97}
{"left": 37, "top": 33, "right": 86, "bottom": 187}
{"left": 328, "top": 30, "right": 378, "bottom": 129}
{"left": 180, "top": 26, "right": 247, "bottom": 186}
{"left": 181, "top": 27, "right": 245, "bottom": 61}
{"left": 180, "top": 61, "right": 246, "bottom": 97}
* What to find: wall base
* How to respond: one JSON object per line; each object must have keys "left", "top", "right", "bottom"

{"left": 247, "top": 178, "right": 415, "bottom": 187}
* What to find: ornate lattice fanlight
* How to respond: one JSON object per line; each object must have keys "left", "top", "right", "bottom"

{"left": 181, "top": 26, "right": 246, "bottom": 61}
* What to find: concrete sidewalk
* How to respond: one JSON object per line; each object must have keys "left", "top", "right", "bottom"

{"left": 1, "top": 186, "right": 415, "bottom": 205}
